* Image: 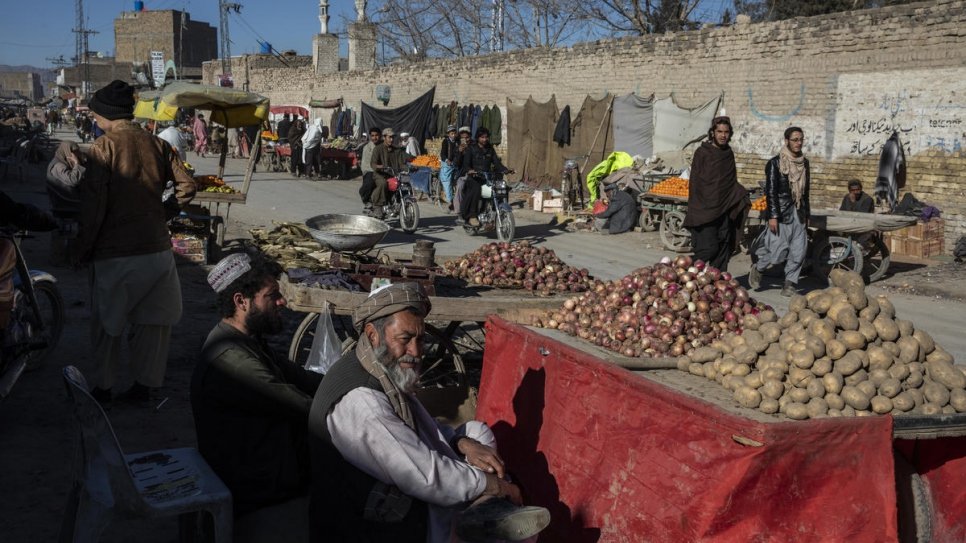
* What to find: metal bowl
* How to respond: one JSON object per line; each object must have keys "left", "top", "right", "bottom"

{"left": 304, "top": 214, "right": 389, "bottom": 252}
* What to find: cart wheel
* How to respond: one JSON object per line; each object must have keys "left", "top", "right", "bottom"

{"left": 638, "top": 210, "right": 658, "bottom": 232}
{"left": 429, "top": 175, "right": 443, "bottom": 207}
{"left": 288, "top": 312, "right": 466, "bottom": 388}
{"left": 863, "top": 236, "right": 891, "bottom": 283}
{"left": 812, "top": 235, "right": 863, "bottom": 281}
{"left": 660, "top": 210, "right": 691, "bottom": 252}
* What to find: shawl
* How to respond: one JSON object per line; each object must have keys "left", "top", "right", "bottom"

{"left": 683, "top": 141, "right": 747, "bottom": 228}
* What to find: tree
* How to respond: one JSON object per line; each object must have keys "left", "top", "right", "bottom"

{"left": 581, "top": 0, "right": 704, "bottom": 35}
{"left": 725, "top": 0, "right": 918, "bottom": 23}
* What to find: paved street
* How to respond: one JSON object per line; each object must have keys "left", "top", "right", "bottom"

{"left": 180, "top": 149, "right": 966, "bottom": 364}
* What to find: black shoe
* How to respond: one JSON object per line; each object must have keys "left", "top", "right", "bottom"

{"left": 456, "top": 497, "right": 551, "bottom": 543}
{"left": 781, "top": 281, "right": 797, "bottom": 297}
{"left": 90, "top": 387, "right": 112, "bottom": 407}
{"left": 114, "top": 382, "right": 152, "bottom": 405}
{"left": 748, "top": 266, "right": 762, "bottom": 290}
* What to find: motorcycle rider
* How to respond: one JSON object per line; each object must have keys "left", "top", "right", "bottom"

{"left": 456, "top": 127, "right": 509, "bottom": 226}
{"left": 370, "top": 128, "right": 408, "bottom": 220}
{"left": 1, "top": 191, "right": 57, "bottom": 332}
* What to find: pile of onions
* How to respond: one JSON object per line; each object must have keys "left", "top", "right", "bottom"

{"left": 533, "top": 255, "right": 771, "bottom": 358}
{"left": 443, "top": 241, "right": 594, "bottom": 296}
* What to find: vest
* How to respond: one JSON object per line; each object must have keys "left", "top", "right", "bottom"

{"left": 308, "top": 352, "right": 428, "bottom": 543}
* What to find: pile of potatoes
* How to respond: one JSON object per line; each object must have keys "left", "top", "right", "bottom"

{"left": 676, "top": 269, "right": 966, "bottom": 420}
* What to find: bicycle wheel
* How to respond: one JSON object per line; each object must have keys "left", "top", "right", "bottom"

{"left": 659, "top": 210, "right": 691, "bottom": 252}
{"left": 429, "top": 175, "right": 443, "bottom": 207}
{"left": 863, "top": 236, "right": 891, "bottom": 283}
{"left": 22, "top": 280, "right": 65, "bottom": 371}
{"left": 496, "top": 208, "right": 515, "bottom": 243}
{"left": 812, "top": 235, "right": 863, "bottom": 280}
{"left": 288, "top": 311, "right": 358, "bottom": 366}
{"left": 400, "top": 199, "right": 420, "bottom": 233}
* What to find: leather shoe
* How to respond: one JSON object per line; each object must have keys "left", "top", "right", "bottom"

{"left": 456, "top": 497, "right": 550, "bottom": 543}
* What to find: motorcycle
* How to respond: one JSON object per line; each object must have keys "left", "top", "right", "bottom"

{"left": 462, "top": 172, "right": 515, "bottom": 243}
{"left": 0, "top": 228, "right": 65, "bottom": 400}
{"left": 382, "top": 167, "right": 420, "bottom": 233}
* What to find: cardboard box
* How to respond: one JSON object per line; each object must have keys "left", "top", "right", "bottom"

{"left": 541, "top": 198, "right": 564, "bottom": 213}
{"left": 171, "top": 234, "right": 208, "bottom": 264}
{"left": 532, "top": 190, "right": 552, "bottom": 212}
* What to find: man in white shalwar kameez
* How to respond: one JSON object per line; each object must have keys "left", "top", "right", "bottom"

{"left": 308, "top": 283, "right": 549, "bottom": 543}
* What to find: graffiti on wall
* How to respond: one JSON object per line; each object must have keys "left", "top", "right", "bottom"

{"left": 833, "top": 68, "right": 966, "bottom": 158}
{"left": 731, "top": 116, "right": 826, "bottom": 160}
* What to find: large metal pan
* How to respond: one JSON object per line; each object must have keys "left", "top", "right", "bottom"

{"left": 305, "top": 214, "right": 389, "bottom": 252}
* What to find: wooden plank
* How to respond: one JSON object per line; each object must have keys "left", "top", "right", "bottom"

{"left": 280, "top": 275, "right": 562, "bottom": 324}
{"left": 194, "top": 192, "right": 247, "bottom": 204}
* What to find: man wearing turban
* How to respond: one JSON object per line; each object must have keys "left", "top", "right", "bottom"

{"left": 308, "top": 282, "right": 549, "bottom": 542}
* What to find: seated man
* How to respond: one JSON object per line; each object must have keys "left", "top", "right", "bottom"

{"left": 594, "top": 182, "right": 638, "bottom": 234}
{"left": 308, "top": 283, "right": 549, "bottom": 543}
{"left": 840, "top": 179, "right": 874, "bottom": 213}
{"left": 191, "top": 253, "right": 323, "bottom": 542}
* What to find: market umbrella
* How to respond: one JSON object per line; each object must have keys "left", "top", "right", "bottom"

{"left": 134, "top": 82, "right": 270, "bottom": 128}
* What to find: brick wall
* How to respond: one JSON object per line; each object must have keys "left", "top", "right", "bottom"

{"left": 203, "top": 0, "right": 966, "bottom": 253}
{"left": 115, "top": 10, "right": 216, "bottom": 68}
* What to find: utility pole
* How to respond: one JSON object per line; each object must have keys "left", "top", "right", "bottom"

{"left": 219, "top": 1, "right": 242, "bottom": 79}
{"left": 72, "top": 0, "right": 98, "bottom": 97}
{"left": 46, "top": 56, "right": 70, "bottom": 98}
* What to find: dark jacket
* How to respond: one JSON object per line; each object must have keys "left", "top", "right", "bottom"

{"left": 553, "top": 105, "right": 571, "bottom": 147}
{"left": 683, "top": 141, "right": 746, "bottom": 228}
{"left": 79, "top": 120, "right": 195, "bottom": 261}
{"left": 763, "top": 154, "right": 810, "bottom": 222}
{"left": 840, "top": 192, "right": 874, "bottom": 213}
{"left": 596, "top": 189, "right": 638, "bottom": 234}
{"left": 372, "top": 144, "right": 408, "bottom": 179}
{"left": 276, "top": 118, "right": 292, "bottom": 142}
{"left": 308, "top": 351, "right": 428, "bottom": 542}
{"left": 440, "top": 137, "right": 459, "bottom": 164}
{"left": 191, "top": 322, "right": 323, "bottom": 516}
{"left": 458, "top": 143, "right": 505, "bottom": 177}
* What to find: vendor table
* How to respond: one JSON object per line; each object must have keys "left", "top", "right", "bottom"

{"left": 477, "top": 317, "right": 966, "bottom": 542}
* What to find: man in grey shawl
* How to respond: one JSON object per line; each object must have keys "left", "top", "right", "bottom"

{"left": 749, "top": 126, "right": 811, "bottom": 296}
{"left": 308, "top": 282, "right": 549, "bottom": 543}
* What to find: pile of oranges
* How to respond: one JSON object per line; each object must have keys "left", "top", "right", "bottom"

{"left": 751, "top": 196, "right": 767, "bottom": 211}
{"left": 648, "top": 177, "right": 689, "bottom": 198}
{"left": 410, "top": 155, "right": 441, "bottom": 169}
{"left": 194, "top": 174, "right": 226, "bottom": 187}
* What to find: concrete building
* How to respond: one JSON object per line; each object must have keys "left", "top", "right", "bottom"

{"left": 0, "top": 72, "right": 43, "bottom": 102}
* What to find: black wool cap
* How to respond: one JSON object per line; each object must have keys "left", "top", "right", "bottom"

{"left": 89, "top": 80, "right": 135, "bottom": 120}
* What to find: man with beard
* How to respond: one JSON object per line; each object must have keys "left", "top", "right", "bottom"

{"left": 683, "top": 116, "right": 749, "bottom": 272}
{"left": 191, "top": 253, "right": 322, "bottom": 542}
{"left": 308, "top": 283, "right": 549, "bottom": 543}
{"left": 749, "top": 126, "right": 811, "bottom": 297}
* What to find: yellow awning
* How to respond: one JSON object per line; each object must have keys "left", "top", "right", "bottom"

{"left": 134, "top": 82, "right": 270, "bottom": 128}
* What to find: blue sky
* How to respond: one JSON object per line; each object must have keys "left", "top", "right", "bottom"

{"left": 0, "top": 0, "right": 732, "bottom": 69}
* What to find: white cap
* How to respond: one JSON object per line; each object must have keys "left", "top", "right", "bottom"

{"left": 207, "top": 253, "right": 252, "bottom": 293}
{"left": 399, "top": 132, "right": 410, "bottom": 138}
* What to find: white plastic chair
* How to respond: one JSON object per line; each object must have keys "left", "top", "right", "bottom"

{"left": 59, "top": 366, "right": 232, "bottom": 543}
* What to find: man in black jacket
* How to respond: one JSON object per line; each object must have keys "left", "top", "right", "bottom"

{"left": 594, "top": 183, "right": 638, "bottom": 234}
{"left": 840, "top": 179, "right": 874, "bottom": 213}
{"left": 456, "top": 127, "right": 508, "bottom": 225}
{"left": 749, "top": 126, "right": 811, "bottom": 296}
{"left": 276, "top": 113, "right": 292, "bottom": 144}
{"left": 191, "top": 253, "right": 323, "bottom": 538}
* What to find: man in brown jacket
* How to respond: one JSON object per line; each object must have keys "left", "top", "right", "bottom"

{"left": 79, "top": 80, "right": 196, "bottom": 405}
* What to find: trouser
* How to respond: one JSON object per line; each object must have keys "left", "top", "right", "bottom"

{"left": 370, "top": 175, "right": 388, "bottom": 207}
{"left": 439, "top": 162, "right": 455, "bottom": 204}
{"left": 453, "top": 176, "right": 465, "bottom": 216}
{"left": 690, "top": 214, "right": 735, "bottom": 272}
{"left": 460, "top": 176, "right": 482, "bottom": 221}
{"left": 290, "top": 144, "right": 303, "bottom": 174}
{"left": 235, "top": 495, "right": 310, "bottom": 543}
{"left": 90, "top": 321, "right": 171, "bottom": 390}
{"left": 303, "top": 147, "right": 320, "bottom": 177}
{"left": 359, "top": 172, "right": 375, "bottom": 204}
{"left": 754, "top": 210, "right": 808, "bottom": 284}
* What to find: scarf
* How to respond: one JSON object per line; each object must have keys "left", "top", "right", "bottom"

{"left": 355, "top": 334, "right": 414, "bottom": 430}
{"left": 779, "top": 145, "right": 806, "bottom": 209}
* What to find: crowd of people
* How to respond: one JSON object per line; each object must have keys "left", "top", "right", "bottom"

{"left": 2, "top": 79, "right": 892, "bottom": 541}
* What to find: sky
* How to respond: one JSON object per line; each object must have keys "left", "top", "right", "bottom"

{"left": 0, "top": 0, "right": 732, "bottom": 69}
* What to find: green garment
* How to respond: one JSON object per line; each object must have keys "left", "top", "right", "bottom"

{"left": 586, "top": 151, "right": 634, "bottom": 203}
{"left": 489, "top": 105, "right": 502, "bottom": 145}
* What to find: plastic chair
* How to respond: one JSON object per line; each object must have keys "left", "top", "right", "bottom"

{"left": 59, "top": 366, "right": 232, "bottom": 543}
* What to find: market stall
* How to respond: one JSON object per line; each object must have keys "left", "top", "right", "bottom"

{"left": 134, "top": 82, "right": 270, "bottom": 251}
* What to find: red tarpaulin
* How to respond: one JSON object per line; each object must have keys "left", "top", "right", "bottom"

{"left": 477, "top": 317, "right": 903, "bottom": 542}
{"left": 270, "top": 105, "right": 309, "bottom": 118}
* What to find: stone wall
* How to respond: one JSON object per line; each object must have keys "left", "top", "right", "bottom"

{"left": 203, "top": 0, "right": 966, "bottom": 253}
{"left": 0, "top": 72, "right": 43, "bottom": 101}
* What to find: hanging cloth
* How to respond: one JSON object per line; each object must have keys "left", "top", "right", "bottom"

{"left": 553, "top": 105, "right": 572, "bottom": 147}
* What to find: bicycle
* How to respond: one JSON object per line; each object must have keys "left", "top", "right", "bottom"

{"left": 561, "top": 155, "right": 588, "bottom": 213}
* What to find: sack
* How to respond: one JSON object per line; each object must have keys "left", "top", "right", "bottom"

{"left": 304, "top": 302, "right": 342, "bottom": 375}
